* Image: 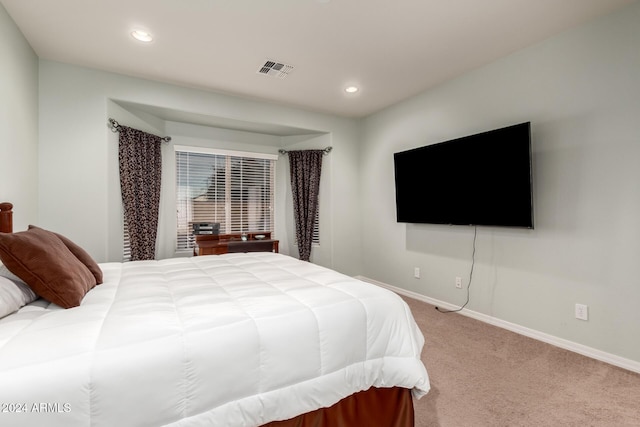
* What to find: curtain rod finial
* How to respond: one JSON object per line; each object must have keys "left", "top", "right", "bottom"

{"left": 108, "top": 118, "right": 120, "bottom": 133}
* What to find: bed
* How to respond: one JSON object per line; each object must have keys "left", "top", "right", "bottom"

{"left": 0, "top": 202, "right": 430, "bottom": 426}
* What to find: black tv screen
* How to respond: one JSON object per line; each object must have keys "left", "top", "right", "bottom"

{"left": 394, "top": 122, "right": 534, "bottom": 228}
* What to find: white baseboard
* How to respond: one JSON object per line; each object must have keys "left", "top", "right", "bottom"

{"left": 355, "top": 275, "right": 640, "bottom": 375}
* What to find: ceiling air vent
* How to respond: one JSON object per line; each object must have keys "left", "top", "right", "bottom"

{"left": 257, "top": 60, "right": 294, "bottom": 79}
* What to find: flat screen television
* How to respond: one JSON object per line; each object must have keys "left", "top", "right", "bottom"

{"left": 393, "top": 122, "right": 534, "bottom": 228}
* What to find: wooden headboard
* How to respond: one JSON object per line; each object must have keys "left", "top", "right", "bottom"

{"left": 0, "top": 202, "right": 13, "bottom": 233}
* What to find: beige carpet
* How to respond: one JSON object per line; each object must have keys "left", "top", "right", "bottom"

{"left": 402, "top": 296, "right": 640, "bottom": 427}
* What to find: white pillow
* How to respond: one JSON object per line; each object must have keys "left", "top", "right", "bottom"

{"left": 0, "top": 263, "right": 38, "bottom": 319}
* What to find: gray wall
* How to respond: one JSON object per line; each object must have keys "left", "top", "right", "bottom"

{"left": 0, "top": 3, "right": 38, "bottom": 230}
{"left": 360, "top": 3, "right": 640, "bottom": 363}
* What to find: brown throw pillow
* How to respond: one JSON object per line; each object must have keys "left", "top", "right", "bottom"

{"left": 0, "top": 227, "right": 96, "bottom": 308}
{"left": 28, "top": 225, "right": 103, "bottom": 285}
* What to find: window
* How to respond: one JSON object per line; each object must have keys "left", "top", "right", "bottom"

{"left": 123, "top": 221, "right": 131, "bottom": 261}
{"left": 175, "top": 146, "right": 277, "bottom": 251}
{"left": 312, "top": 202, "right": 320, "bottom": 245}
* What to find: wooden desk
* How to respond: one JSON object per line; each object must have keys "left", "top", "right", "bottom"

{"left": 194, "top": 232, "right": 279, "bottom": 256}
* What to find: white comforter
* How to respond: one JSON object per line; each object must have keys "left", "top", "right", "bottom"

{"left": 0, "top": 253, "right": 429, "bottom": 426}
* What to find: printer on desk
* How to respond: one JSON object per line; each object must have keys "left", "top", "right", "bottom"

{"left": 193, "top": 222, "right": 220, "bottom": 235}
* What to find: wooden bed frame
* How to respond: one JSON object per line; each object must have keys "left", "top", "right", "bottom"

{"left": 0, "top": 201, "right": 415, "bottom": 427}
{"left": 0, "top": 202, "right": 12, "bottom": 233}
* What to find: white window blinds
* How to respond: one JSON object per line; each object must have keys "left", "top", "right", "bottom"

{"left": 175, "top": 147, "right": 276, "bottom": 251}
{"left": 312, "top": 205, "right": 320, "bottom": 244}
{"left": 123, "top": 220, "right": 131, "bottom": 261}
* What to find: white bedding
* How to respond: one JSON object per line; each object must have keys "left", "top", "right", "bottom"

{"left": 0, "top": 252, "right": 429, "bottom": 426}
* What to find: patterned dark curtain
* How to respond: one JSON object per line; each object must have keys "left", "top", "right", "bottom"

{"left": 118, "top": 126, "right": 162, "bottom": 261}
{"left": 288, "top": 150, "right": 323, "bottom": 261}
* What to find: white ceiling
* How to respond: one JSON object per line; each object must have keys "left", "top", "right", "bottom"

{"left": 1, "top": 0, "right": 635, "bottom": 118}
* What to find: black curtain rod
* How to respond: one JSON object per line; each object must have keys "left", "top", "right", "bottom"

{"left": 278, "top": 146, "right": 332, "bottom": 155}
{"left": 108, "top": 118, "right": 172, "bottom": 142}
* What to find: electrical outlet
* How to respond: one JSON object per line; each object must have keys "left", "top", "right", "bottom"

{"left": 455, "top": 276, "right": 462, "bottom": 289}
{"left": 575, "top": 303, "right": 588, "bottom": 321}
{"left": 414, "top": 267, "right": 420, "bottom": 279}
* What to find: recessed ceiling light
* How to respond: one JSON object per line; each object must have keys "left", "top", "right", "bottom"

{"left": 131, "top": 30, "right": 153, "bottom": 42}
{"left": 345, "top": 86, "right": 359, "bottom": 94}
